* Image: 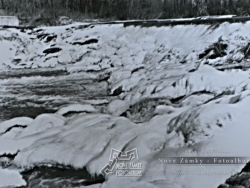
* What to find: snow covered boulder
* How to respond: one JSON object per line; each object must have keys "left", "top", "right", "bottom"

{"left": 0, "top": 117, "right": 33, "bottom": 134}
{"left": 13, "top": 114, "right": 137, "bottom": 169}
{"left": 107, "top": 100, "right": 130, "bottom": 117}
{"left": 16, "top": 114, "right": 65, "bottom": 138}
{"left": 58, "top": 16, "right": 73, "bottom": 25}
{"left": 56, "top": 104, "right": 97, "bottom": 116}
{"left": 43, "top": 47, "right": 62, "bottom": 54}
{"left": 166, "top": 103, "right": 234, "bottom": 147}
{"left": 71, "top": 38, "right": 98, "bottom": 46}
{"left": 154, "top": 105, "right": 175, "bottom": 115}
{"left": 198, "top": 39, "right": 228, "bottom": 60}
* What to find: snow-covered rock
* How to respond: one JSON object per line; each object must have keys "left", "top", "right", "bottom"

{"left": 154, "top": 105, "right": 175, "bottom": 115}
{"left": 16, "top": 114, "right": 65, "bottom": 138}
{"left": 56, "top": 104, "right": 97, "bottom": 116}
{"left": 0, "top": 117, "right": 33, "bottom": 134}
{"left": 58, "top": 16, "right": 73, "bottom": 25}
{"left": 107, "top": 99, "right": 130, "bottom": 117}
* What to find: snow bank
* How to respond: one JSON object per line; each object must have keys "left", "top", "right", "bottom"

{"left": 0, "top": 169, "right": 26, "bottom": 187}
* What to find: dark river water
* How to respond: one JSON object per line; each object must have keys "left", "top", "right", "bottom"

{"left": 0, "top": 68, "right": 110, "bottom": 121}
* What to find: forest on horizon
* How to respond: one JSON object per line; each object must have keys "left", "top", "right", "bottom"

{"left": 0, "top": 0, "right": 250, "bottom": 21}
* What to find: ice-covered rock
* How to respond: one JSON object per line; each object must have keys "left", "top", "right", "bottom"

{"left": 16, "top": 114, "right": 65, "bottom": 138}
{"left": 43, "top": 47, "right": 62, "bottom": 54}
{"left": 58, "top": 16, "right": 73, "bottom": 25}
{"left": 56, "top": 104, "right": 97, "bottom": 116}
{"left": 154, "top": 105, "right": 175, "bottom": 115}
{"left": 0, "top": 117, "right": 33, "bottom": 134}
{"left": 107, "top": 99, "right": 130, "bottom": 117}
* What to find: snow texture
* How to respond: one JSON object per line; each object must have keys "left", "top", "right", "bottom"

{"left": 2, "top": 21, "right": 250, "bottom": 187}
{"left": 0, "top": 168, "right": 26, "bottom": 187}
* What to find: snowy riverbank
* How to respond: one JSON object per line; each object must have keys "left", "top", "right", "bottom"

{"left": 1, "top": 21, "right": 250, "bottom": 187}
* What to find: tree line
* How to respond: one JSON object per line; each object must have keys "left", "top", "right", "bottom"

{"left": 0, "top": 0, "right": 250, "bottom": 21}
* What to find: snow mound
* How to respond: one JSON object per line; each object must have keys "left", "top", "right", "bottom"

{"left": 107, "top": 99, "right": 130, "bottom": 117}
{"left": 16, "top": 114, "right": 65, "bottom": 138}
{"left": 0, "top": 117, "right": 33, "bottom": 134}
{"left": 56, "top": 104, "right": 97, "bottom": 116}
{"left": 0, "top": 169, "right": 26, "bottom": 187}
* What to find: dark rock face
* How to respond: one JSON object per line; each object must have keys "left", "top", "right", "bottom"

{"left": 199, "top": 40, "right": 228, "bottom": 60}
{"left": 43, "top": 47, "right": 62, "bottom": 54}
{"left": 72, "top": 39, "right": 98, "bottom": 46}
{"left": 20, "top": 165, "right": 105, "bottom": 188}
{"left": 3, "top": 125, "right": 27, "bottom": 134}
{"left": 131, "top": 66, "right": 144, "bottom": 74}
{"left": 218, "top": 162, "right": 250, "bottom": 188}
{"left": 111, "top": 86, "right": 123, "bottom": 96}
{"left": 198, "top": 38, "right": 250, "bottom": 72}
{"left": 12, "top": 58, "right": 22, "bottom": 65}
{"left": 216, "top": 62, "right": 250, "bottom": 71}
{"left": 45, "top": 35, "right": 57, "bottom": 42}
{"left": 218, "top": 184, "right": 230, "bottom": 188}
{"left": 37, "top": 33, "right": 50, "bottom": 40}
{"left": 72, "top": 24, "right": 90, "bottom": 29}
{"left": 126, "top": 98, "right": 172, "bottom": 123}
{"left": 0, "top": 152, "right": 19, "bottom": 160}
{"left": 242, "top": 43, "right": 250, "bottom": 59}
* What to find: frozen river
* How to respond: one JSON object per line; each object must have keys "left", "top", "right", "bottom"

{"left": 2, "top": 21, "right": 250, "bottom": 188}
{"left": 0, "top": 68, "right": 110, "bottom": 122}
